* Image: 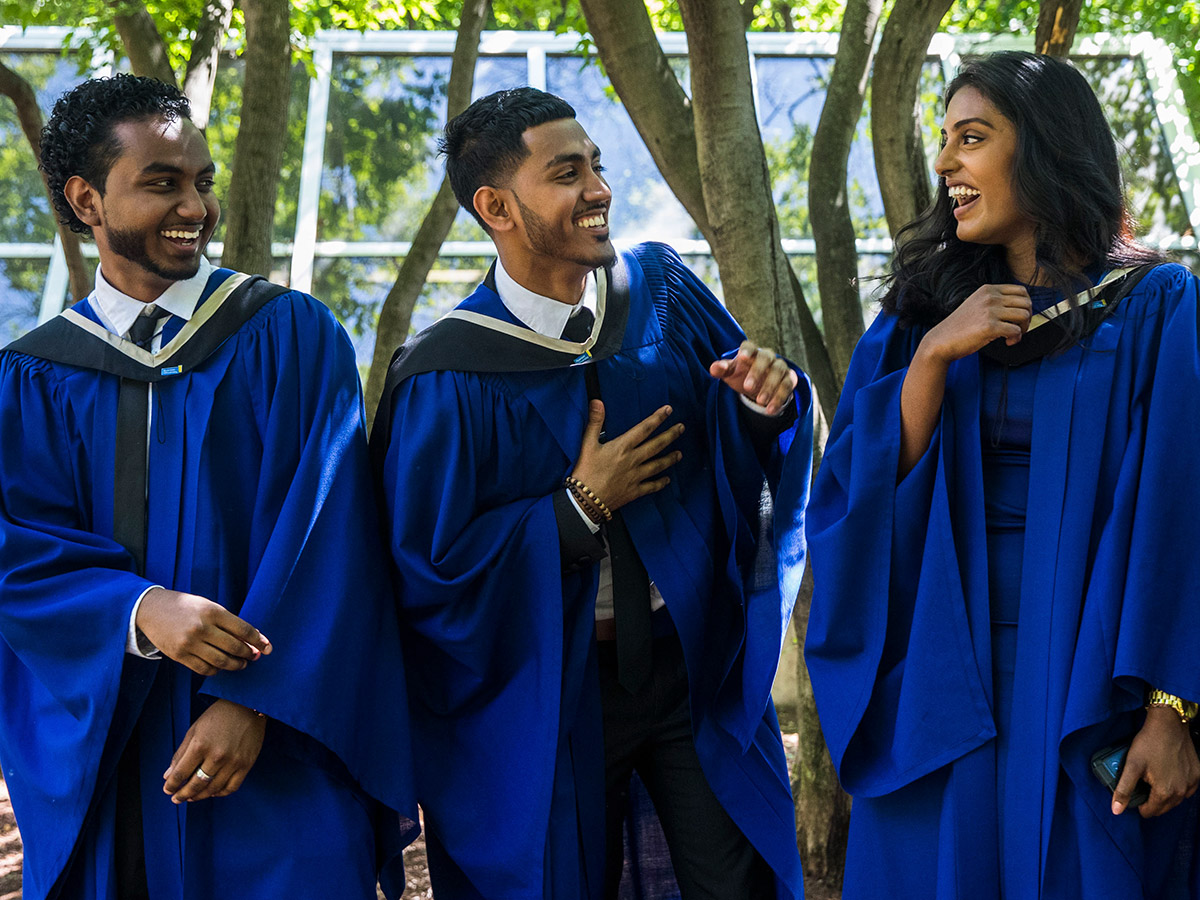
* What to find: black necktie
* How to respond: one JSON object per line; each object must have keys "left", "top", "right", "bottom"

{"left": 583, "top": 365, "right": 653, "bottom": 694}
{"left": 127, "top": 307, "right": 171, "bottom": 350}
{"left": 114, "top": 304, "right": 170, "bottom": 900}
{"left": 562, "top": 305, "right": 595, "bottom": 343}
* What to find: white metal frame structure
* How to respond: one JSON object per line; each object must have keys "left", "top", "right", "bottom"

{"left": 2, "top": 26, "right": 1197, "bottom": 325}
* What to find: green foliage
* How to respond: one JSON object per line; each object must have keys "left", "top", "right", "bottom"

{"left": 941, "top": 0, "right": 1038, "bottom": 33}
{"left": 320, "top": 54, "right": 444, "bottom": 241}
{"left": 1078, "top": 55, "right": 1193, "bottom": 241}
{"left": 745, "top": 0, "right": 849, "bottom": 32}
{"left": 493, "top": 0, "right": 587, "bottom": 33}
{"left": 1082, "top": 1, "right": 1200, "bottom": 137}
{"left": 938, "top": 0, "right": 1200, "bottom": 144}
{"left": 0, "top": 53, "right": 65, "bottom": 243}
{"left": 0, "top": 0, "right": 240, "bottom": 76}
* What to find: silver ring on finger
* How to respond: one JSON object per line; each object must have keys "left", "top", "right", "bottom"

{"left": 194, "top": 766, "right": 214, "bottom": 782}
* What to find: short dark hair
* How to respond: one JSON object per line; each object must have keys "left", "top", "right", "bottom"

{"left": 40, "top": 74, "right": 193, "bottom": 235}
{"left": 883, "top": 51, "right": 1163, "bottom": 328}
{"left": 439, "top": 87, "right": 576, "bottom": 229}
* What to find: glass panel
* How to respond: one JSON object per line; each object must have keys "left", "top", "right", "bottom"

{"left": 207, "top": 60, "right": 310, "bottom": 242}
{"left": 322, "top": 54, "right": 527, "bottom": 245}
{"left": 546, "top": 55, "right": 697, "bottom": 244}
{"left": 0, "top": 52, "right": 88, "bottom": 243}
{"left": 310, "top": 255, "right": 493, "bottom": 376}
{"left": 756, "top": 55, "right": 828, "bottom": 242}
{"left": 1073, "top": 56, "right": 1193, "bottom": 245}
{"left": 0, "top": 258, "right": 50, "bottom": 346}
{"left": 756, "top": 56, "right": 945, "bottom": 242}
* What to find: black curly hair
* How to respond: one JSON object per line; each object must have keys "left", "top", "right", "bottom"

{"left": 440, "top": 87, "right": 576, "bottom": 230}
{"left": 40, "top": 74, "right": 193, "bottom": 235}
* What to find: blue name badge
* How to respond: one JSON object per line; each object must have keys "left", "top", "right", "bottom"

{"left": 160, "top": 365, "right": 184, "bottom": 376}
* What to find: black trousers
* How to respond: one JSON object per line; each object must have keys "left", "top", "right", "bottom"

{"left": 598, "top": 632, "right": 775, "bottom": 900}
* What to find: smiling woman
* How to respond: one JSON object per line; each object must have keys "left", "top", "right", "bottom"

{"left": 935, "top": 86, "right": 1032, "bottom": 266}
{"left": 806, "top": 51, "right": 1200, "bottom": 900}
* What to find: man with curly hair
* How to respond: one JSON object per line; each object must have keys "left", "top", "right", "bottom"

{"left": 0, "top": 74, "right": 416, "bottom": 899}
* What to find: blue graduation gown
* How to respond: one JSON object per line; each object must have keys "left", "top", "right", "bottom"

{"left": 806, "top": 264, "right": 1200, "bottom": 899}
{"left": 0, "top": 269, "right": 417, "bottom": 899}
{"left": 376, "top": 242, "right": 813, "bottom": 899}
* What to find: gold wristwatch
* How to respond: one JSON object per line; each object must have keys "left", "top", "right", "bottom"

{"left": 1146, "top": 689, "right": 1199, "bottom": 724}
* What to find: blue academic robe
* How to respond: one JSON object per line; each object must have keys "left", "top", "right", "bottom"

{"left": 806, "top": 264, "right": 1200, "bottom": 899}
{"left": 375, "top": 242, "right": 812, "bottom": 899}
{"left": 0, "top": 269, "right": 417, "bottom": 899}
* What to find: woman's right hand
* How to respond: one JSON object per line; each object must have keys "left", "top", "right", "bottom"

{"left": 898, "top": 284, "right": 1031, "bottom": 478}
{"left": 920, "top": 284, "right": 1033, "bottom": 365}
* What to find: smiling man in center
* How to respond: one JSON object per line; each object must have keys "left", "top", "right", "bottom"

{"left": 372, "top": 87, "right": 814, "bottom": 899}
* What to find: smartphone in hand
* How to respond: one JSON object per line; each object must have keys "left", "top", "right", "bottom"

{"left": 1090, "top": 742, "right": 1150, "bottom": 809}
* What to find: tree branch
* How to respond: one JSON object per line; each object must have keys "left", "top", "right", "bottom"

{"left": 183, "top": 0, "right": 236, "bottom": 124}
{"left": 808, "top": 0, "right": 882, "bottom": 385}
{"left": 0, "top": 59, "right": 92, "bottom": 301}
{"left": 578, "top": 0, "right": 714, "bottom": 246}
{"left": 870, "top": 0, "right": 954, "bottom": 238}
{"left": 1036, "top": 0, "right": 1083, "bottom": 56}
{"left": 676, "top": 0, "right": 806, "bottom": 366}
{"left": 363, "top": 0, "right": 492, "bottom": 425}
{"left": 111, "top": 1, "right": 179, "bottom": 86}
{"left": 219, "top": 0, "right": 290, "bottom": 276}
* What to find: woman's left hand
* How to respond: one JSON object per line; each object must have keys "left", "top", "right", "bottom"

{"left": 1112, "top": 705, "right": 1200, "bottom": 817}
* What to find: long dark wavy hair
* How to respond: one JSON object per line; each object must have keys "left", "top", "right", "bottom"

{"left": 880, "top": 51, "right": 1163, "bottom": 329}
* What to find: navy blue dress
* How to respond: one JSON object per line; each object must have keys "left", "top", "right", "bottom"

{"left": 979, "top": 287, "right": 1052, "bottom": 890}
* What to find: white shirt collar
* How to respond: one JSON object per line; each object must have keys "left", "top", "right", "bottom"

{"left": 90, "top": 257, "right": 215, "bottom": 338}
{"left": 493, "top": 257, "right": 597, "bottom": 339}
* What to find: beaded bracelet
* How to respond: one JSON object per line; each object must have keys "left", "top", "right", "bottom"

{"left": 567, "top": 485, "right": 606, "bottom": 525}
{"left": 564, "top": 475, "right": 613, "bottom": 522}
{"left": 566, "top": 481, "right": 608, "bottom": 525}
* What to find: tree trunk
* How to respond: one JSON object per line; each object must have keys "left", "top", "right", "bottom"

{"left": 792, "top": 545, "right": 853, "bottom": 885}
{"left": 112, "top": 2, "right": 179, "bottom": 87}
{"left": 0, "top": 59, "right": 92, "bottom": 301}
{"left": 362, "top": 0, "right": 491, "bottom": 425}
{"left": 579, "top": 0, "right": 838, "bottom": 423}
{"left": 870, "top": 0, "right": 954, "bottom": 239}
{"left": 1036, "top": 0, "right": 1083, "bottom": 56}
{"left": 675, "top": 0, "right": 805, "bottom": 370}
{"left": 807, "top": 0, "right": 882, "bottom": 387}
{"left": 219, "top": 0, "right": 291, "bottom": 277}
{"left": 577, "top": 0, "right": 713, "bottom": 247}
{"left": 183, "top": 0, "right": 236, "bottom": 124}
{"left": 791, "top": 0, "right": 885, "bottom": 877}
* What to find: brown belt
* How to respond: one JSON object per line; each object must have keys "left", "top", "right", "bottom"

{"left": 595, "top": 617, "right": 617, "bottom": 642}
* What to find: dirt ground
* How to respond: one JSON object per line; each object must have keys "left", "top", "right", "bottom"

{"left": 1, "top": 750, "right": 841, "bottom": 900}
{"left": 1, "top": 775, "right": 20, "bottom": 900}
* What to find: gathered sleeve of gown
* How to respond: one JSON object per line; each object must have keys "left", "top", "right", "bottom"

{"left": 0, "top": 352, "right": 155, "bottom": 879}
{"left": 1077, "top": 264, "right": 1200, "bottom": 715}
{"left": 189, "top": 294, "right": 416, "bottom": 820}
{"left": 378, "top": 361, "right": 599, "bottom": 888}
{"left": 638, "top": 245, "right": 814, "bottom": 745}
{"left": 804, "top": 310, "right": 996, "bottom": 797}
